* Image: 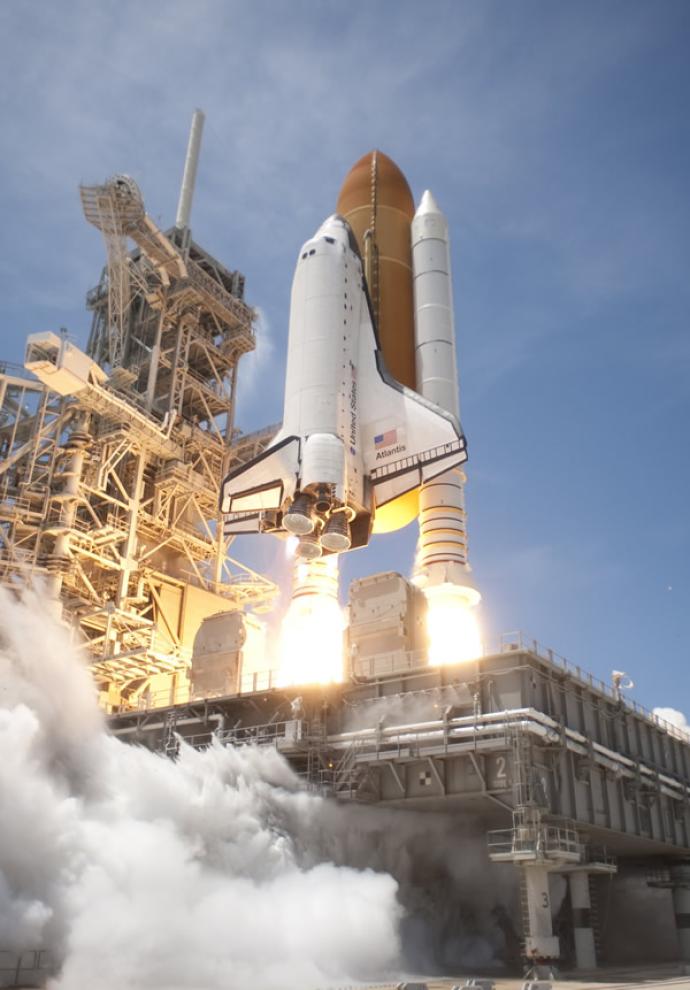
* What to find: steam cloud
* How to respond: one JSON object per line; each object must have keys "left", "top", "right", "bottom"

{"left": 0, "top": 587, "right": 402, "bottom": 990}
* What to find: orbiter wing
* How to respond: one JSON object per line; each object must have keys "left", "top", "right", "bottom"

{"left": 221, "top": 434, "right": 300, "bottom": 533}
{"left": 357, "top": 296, "right": 467, "bottom": 509}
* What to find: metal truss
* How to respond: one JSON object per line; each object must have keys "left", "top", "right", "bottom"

{"left": 0, "top": 178, "right": 277, "bottom": 710}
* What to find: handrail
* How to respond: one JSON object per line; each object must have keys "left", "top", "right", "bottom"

{"left": 500, "top": 631, "right": 690, "bottom": 742}
{"left": 111, "top": 631, "right": 689, "bottom": 748}
{"left": 0, "top": 361, "right": 48, "bottom": 383}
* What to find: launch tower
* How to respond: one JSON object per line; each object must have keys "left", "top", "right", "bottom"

{"left": 0, "top": 112, "right": 277, "bottom": 710}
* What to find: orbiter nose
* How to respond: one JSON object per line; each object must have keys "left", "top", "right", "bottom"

{"left": 314, "top": 213, "right": 354, "bottom": 249}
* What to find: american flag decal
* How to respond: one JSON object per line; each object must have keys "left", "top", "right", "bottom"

{"left": 374, "top": 428, "right": 398, "bottom": 448}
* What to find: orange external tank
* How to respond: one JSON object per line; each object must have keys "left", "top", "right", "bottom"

{"left": 336, "top": 150, "right": 419, "bottom": 533}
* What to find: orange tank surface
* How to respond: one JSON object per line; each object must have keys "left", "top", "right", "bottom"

{"left": 337, "top": 150, "right": 419, "bottom": 533}
{"left": 336, "top": 150, "right": 416, "bottom": 389}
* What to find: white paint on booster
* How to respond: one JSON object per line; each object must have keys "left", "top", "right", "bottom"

{"left": 411, "top": 191, "right": 479, "bottom": 599}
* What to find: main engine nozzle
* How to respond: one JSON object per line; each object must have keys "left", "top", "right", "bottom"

{"left": 321, "top": 513, "right": 351, "bottom": 552}
{"left": 296, "top": 531, "right": 322, "bottom": 560}
{"left": 284, "top": 493, "right": 315, "bottom": 536}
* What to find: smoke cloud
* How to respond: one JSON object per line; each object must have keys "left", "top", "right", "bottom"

{"left": 342, "top": 685, "right": 475, "bottom": 734}
{"left": 0, "top": 587, "right": 402, "bottom": 990}
{"left": 308, "top": 803, "right": 520, "bottom": 973}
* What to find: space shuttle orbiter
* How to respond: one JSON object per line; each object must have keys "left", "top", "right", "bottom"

{"left": 220, "top": 213, "right": 467, "bottom": 560}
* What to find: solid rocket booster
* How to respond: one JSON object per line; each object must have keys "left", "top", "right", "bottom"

{"left": 411, "top": 190, "right": 479, "bottom": 602}
{"left": 412, "top": 192, "right": 459, "bottom": 418}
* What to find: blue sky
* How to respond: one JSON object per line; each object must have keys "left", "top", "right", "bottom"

{"left": 1, "top": 0, "right": 688, "bottom": 717}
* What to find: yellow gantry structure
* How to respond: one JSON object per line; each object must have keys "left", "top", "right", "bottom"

{"left": 0, "top": 175, "right": 277, "bottom": 711}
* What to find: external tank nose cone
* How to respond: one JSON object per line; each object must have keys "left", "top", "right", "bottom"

{"left": 336, "top": 150, "right": 414, "bottom": 218}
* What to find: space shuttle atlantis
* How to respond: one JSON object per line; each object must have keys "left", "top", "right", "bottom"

{"left": 221, "top": 214, "right": 467, "bottom": 559}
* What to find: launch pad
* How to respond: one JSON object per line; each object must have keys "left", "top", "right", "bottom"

{"left": 108, "top": 622, "right": 690, "bottom": 972}
{"left": 1, "top": 115, "right": 689, "bottom": 982}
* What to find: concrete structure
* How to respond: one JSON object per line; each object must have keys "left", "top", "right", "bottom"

{"left": 348, "top": 570, "right": 428, "bottom": 677}
{"left": 569, "top": 871, "right": 596, "bottom": 969}
{"left": 108, "top": 617, "right": 690, "bottom": 972}
{"left": 648, "top": 863, "right": 690, "bottom": 962}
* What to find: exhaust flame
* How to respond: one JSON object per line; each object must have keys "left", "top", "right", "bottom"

{"left": 276, "top": 557, "right": 345, "bottom": 687}
{"left": 424, "top": 583, "right": 482, "bottom": 666}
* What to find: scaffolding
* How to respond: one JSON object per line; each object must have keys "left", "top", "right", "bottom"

{"left": 0, "top": 148, "right": 277, "bottom": 710}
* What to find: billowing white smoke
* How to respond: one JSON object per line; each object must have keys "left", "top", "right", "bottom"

{"left": 0, "top": 587, "right": 401, "bottom": 990}
{"left": 343, "top": 685, "right": 474, "bottom": 734}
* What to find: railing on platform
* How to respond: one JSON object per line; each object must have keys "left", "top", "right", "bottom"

{"left": 107, "top": 630, "right": 689, "bottom": 749}
{"left": 487, "top": 824, "right": 581, "bottom": 862}
{"left": 0, "top": 949, "right": 55, "bottom": 987}
{"left": 501, "top": 631, "right": 690, "bottom": 743}
{"left": 181, "top": 718, "right": 313, "bottom": 753}
{"left": 238, "top": 669, "right": 281, "bottom": 694}
{"left": 352, "top": 649, "right": 428, "bottom": 680}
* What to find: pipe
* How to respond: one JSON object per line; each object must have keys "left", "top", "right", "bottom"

{"left": 145, "top": 308, "right": 166, "bottom": 412}
{"left": 329, "top": 708, "right": 690, "bottom": 799}
{"left": 330, "top": 708, "right": 559, "bottom": 744}
{"left": 114, "top": 712, "right": 224, "bottom": 735}
{"left": 175, "top": 109, "right": 205, "bottom": 229}
{"left": 332, "top": 706, "right": 555, "bottom": 743}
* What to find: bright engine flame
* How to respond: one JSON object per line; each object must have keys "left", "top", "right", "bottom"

{"left": 424, "top": 583, "right": 483, "bottom": 666}
{"left": 276, "top": 558, "right": 345, "bottom": 687}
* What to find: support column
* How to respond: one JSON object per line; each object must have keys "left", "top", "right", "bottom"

{"left": 145, "top": 307, "right": 166, "bottom": 412}
{"left": 569, "top": 871, "right": 596, "bottom": 969}
{"left": 671, "top": 865, "right": 690, "bottom": 962}
{"left": 524, "top": 865, "right": 560, "bottom": 963}
{"left": 115, "top": 453, "right": 145, "bottom": 609}
{"left": 46, "top": 425, "right": 89, "bottom": 606}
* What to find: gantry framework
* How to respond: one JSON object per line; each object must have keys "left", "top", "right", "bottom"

{"left": 0, "top": 173, "right": 277, "bottom": 710}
